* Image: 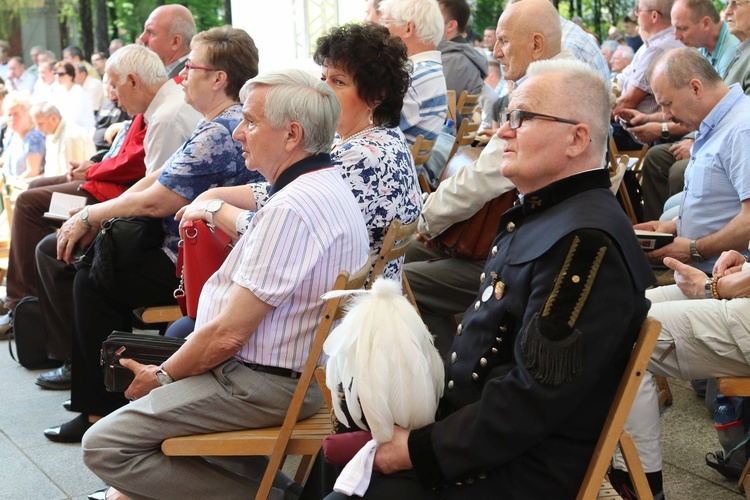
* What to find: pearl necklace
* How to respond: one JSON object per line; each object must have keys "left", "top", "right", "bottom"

{"left": 332, "top": 126, "right": 380, "bottom": 149}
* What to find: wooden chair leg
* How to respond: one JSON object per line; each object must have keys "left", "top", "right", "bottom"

{"left": 620, "top": 432, "right": 653, "bottom": 500}
{"left": 654, "top": 375, "right": 673, "bottom": 407}
{"left": 738, "top": 451, "right": 750, "bottom": 493}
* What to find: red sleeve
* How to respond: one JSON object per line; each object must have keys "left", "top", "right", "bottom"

{"left": 85, "top": 113, "right": 147, "bottom": 185}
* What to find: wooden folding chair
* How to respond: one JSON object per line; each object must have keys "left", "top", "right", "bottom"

{"left": 369, "top": 218, "right": 419, "bottom": 310}
{"left": 716, "top": 377, "right": 750, "bottom": 497}
{"left": 447, "top": 113, "right": 482, "bottom": 164}
{"left": 609, "top": 137, "right": 649, "bottom": 180}
{"left": 576, "top": 317, "right": 662, "bottom": 500}
{"left": 161, "top": 261, "right": 371, "bottom": 499}
{"left": 411, "top": 134, "right": 438, "bottom": 194}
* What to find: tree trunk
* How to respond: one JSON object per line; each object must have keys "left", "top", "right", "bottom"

{"left": 80, "top": 0, "right": 94, "bottom": 59}
{"left": 109, "top": 2, "right": 117, "bottom": 48}
{"left": 225, "top": 0, "right": 232, "bottom": 25}
{"left": 95, "top": 0, "right": 108, "bottom": 53}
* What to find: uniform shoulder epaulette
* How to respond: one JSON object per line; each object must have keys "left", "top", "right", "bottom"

{"left": 521, "top": 229, "right": 611, "bottom": 385}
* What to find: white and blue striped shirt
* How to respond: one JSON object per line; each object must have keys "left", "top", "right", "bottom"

{"left": 400, "top": 50, "right": 448, "bottom": 145}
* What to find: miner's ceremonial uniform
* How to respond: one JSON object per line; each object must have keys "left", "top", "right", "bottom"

{"left": 358, "top": 169, "right": 655, "bottom": 499}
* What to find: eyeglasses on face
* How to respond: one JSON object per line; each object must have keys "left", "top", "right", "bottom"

{"left": 379, "top": 18, "right": 406, "bottom": 26}
{"left": 183, "top": 62, "right": 218, "bottom": 74}
{"left": 501, "top": 109, "right": 580, "bottom": 130}
{"left": 54, "top": 72, "right": 67, "bottom": 77}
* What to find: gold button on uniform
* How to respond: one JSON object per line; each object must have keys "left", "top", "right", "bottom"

{"left": 457, "top": 324, "right": 463, "bottom": 335}
{"left": 450, "top": 352, "right": 457, "bottom": 363}
{"left": 506, "top": 221, "right": 516, "bottom": 232}
{"left": 496, "top": 336, "right": 503, "bottom": 343}
{"left": 480, "top": 272, "right": 486, "bottom": 282}
{"left": 480, "top": 357, "right": 488, "bottom": 367}
{"left": 491, "top": 246, "right": 498, "bottom": 257}
{"left": 448, "top": 380, "right": 454, "bottom": 390}
{"left": 472, "top": 372, "right": 479, "bottom": 381}
{"left": 474, "top": 301, "right": 480, "bottom": 311}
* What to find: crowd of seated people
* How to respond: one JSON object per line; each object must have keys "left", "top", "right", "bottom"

{"left": 3, "top": 0, "right": 750, "bottom": 499}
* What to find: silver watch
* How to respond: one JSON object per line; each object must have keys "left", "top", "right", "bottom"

{"left": 80, "top": 205, "right": 93, "bottom": 228}
{"left": 155, "top": 363, "right": 174, "bottom": 386}
{"left": 205, "top": 199, "right": 224, "bottom": 226}
{"left": 690, "top": 239, "right": 705, "bottom": 263}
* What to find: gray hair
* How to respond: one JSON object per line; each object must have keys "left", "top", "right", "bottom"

{"left": 30, "top": 101, "right": 62, "bottom": 119}
{"left": 613, "top": 45, "right": 635, "bottom": 60}
{"left": 526, "top": 58, "right": 612, "bottom": 159}
{"left": 601, "top": 40, "right": 619, "bottom": 54}
{"left": 239, "top": 69, "right": 341, "bottom": 155}
{"left": 648, "top": 46, "right": 722, "bottom": 88}
{"left": 105, "top": 44, "right": 167, "bottom": 87}
{"left": 380, "top": 0, "right": 445, "bottom": 47}
{"left": 2, "top": 91, "right": 32, "bottom": 113}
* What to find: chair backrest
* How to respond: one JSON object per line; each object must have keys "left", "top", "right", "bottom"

{"left": 258, "top": 259, "right": 372, "bottom": 498}
{"left": 369, "top": 218, "right": 419, "bottom": 284}
{"left": 609, "top": 154, "right": 629, "bottom": 196}
{"left": 609, "top": 137, "right": 649, "bottom": 177}
{"left": 576, "top": 317, "right": 661, "bottom": 500}
{"left": 411, "top": 134, "right": 437, "bottom": 168}
{"left": 456, "top": 90, "right": 481, "bottom": 118}
{"left": 447, "top": 114, "right": 482, "bottom": 163}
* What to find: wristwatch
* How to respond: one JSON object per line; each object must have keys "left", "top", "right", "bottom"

{"left": 690, "top": 239, "right": 705, "bottom": 263}
{"left": 705, "top": 278, "right": 713, "bottom": 299}
{"left": 80, "top": 205, "right": 93, "bottom": 228}
{"left": 661, "top": 122, "right": 670, "bottom": 141}
{"left": 205, "top": 199, "right": 224, "bottom": 226}
{"left": 155, "top": 363, "right": 174, "bottom": 386}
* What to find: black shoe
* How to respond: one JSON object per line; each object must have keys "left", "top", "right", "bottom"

{"left": 44, "top": 413, "right": 94, "bottom": 443}
{"left": 36, "top": 360, "right": 72, "bottom": 390}
{"left": 63, "top": 399, "right": 72, "bottom": 411}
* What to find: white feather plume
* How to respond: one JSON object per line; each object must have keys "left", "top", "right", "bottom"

{"left": 323, "top": 278, "right": 444, "bottom": 443}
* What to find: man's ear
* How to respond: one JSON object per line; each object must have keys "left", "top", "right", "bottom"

{"left": 531, "top": 33, "right": 546, "bottom": 59}
{"left": 566, "top": 123, "right": 591, "bottom": 158}
{"left": 284, "top": 121, "right": 304, "bottom": 151}
{"left": 126, "top": 73, "right": 139, "bottom": 92}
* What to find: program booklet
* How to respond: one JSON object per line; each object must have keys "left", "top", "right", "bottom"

{"left": 43, "top": 192, "right": 88, "bottom": 221}
{"left": 635, "top": 229, "right": 674, "bottom": 251}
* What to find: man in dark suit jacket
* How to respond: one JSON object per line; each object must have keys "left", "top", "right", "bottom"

{"left": 331, "top": 57, "right": 655, "bottom": 499}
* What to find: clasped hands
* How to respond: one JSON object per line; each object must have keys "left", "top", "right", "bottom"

{"left": 663, "top": 250, "right": 747, "bottom": 299}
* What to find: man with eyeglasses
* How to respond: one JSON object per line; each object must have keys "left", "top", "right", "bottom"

{"left": 640, "top": 0, "right": 750, "bottom": 221}
{"left": 615, "top": 47, "right": 750, "bottom": 498}
{"left": 379, "top": 0, "right": 448, "bottom": 145}
{"left": 404, "top": 0, "right": 584, "bottom": 358}
{"left": 612, "top": 0, "right": 683, "bottom": 149}
{"left": 332, "top": 57, "right": 654, "bottom": 500}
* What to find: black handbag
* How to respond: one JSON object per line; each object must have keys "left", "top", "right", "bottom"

{"left": 100, "top": 331, "right": 185, "bottom": 392}
{"left": 84, "top": 216, "right": 164, "bottom": 287}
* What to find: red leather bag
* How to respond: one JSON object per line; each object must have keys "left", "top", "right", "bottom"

{"left": 175, "top": 220, "right": 233, "bottom": 318}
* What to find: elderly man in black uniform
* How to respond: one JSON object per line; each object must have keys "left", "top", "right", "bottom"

{"left": 329, "top": 59, "right": 656, "bottom": 499}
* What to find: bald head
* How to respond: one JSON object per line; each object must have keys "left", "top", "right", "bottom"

{"left": 139, "top": 4, "right": 196, "bottom": 66}
{"left": 494, "top": 0, "right": 562, "bottom": 82}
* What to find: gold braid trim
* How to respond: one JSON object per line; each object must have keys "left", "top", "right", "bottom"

{"left": 568, "top": 245, "right": 607, "bottom": 328}
{"left": 542, "top": 235, "right": 580, "bottom": 318}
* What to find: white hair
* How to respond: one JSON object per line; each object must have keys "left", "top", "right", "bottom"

{"left": 105, "top": 44, "right": 167, "bottom": 88}
{"left": 380, "top": 0, "right": 445, "bottom": 47}
{"left": 239, "top": 69, "right": 341, "bottom": 155}
{"left": 526, "top": 58, "right": 612, "bottom": 159}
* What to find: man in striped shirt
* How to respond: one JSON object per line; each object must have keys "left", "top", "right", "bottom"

{"left": 380, "top": 0, "right": 448, "bottom": 145}
{"left": 81, "top": 69, "right": 370, "bottom": 499}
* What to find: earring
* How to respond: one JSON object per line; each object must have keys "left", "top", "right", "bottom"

{"left": 368, "top": 109, "right": 374, "bottom": 125}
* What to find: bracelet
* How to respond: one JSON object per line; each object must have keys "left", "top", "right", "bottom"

{"left": 710, "top": 274, "right": 723, "bottom": 300}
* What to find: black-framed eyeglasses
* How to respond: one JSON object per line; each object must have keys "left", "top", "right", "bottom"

{"left": 501, "top": 109, "right": 580, "bottom": 130}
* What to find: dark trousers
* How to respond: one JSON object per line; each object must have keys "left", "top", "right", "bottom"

{"left": 641, "top": 144, "right": 688, "bottom": 221}
{"left": 66, "top": 247, "right": 179, "bottom": 416}
{"left": 35, "top": 234, "right": 79, "bottom": 360}
{"left": 6, "top": 176, "right": 96, "bottom": 310}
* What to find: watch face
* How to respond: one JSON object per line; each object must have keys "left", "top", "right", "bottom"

{"left": 207, "top": 199, "right": 222, "bottom": 213}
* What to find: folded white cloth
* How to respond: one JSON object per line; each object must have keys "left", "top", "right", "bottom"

{"left": 333, "top": 439, "right": 379, "bottom": 496}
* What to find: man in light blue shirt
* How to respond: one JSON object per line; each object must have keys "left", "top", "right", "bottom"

{"left": 634, "top": 48, "right": 750, "bottom": 274}
{"left": 615, "top": 47, "right": 750, "bottom": 499}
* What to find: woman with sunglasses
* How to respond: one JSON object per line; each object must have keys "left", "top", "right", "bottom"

{"left": 50, "top": 61, "right": 95, "bottom": 131}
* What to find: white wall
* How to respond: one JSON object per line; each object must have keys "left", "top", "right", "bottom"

{"left": 231, "top": 0, "right": 363, "bottom": 73}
